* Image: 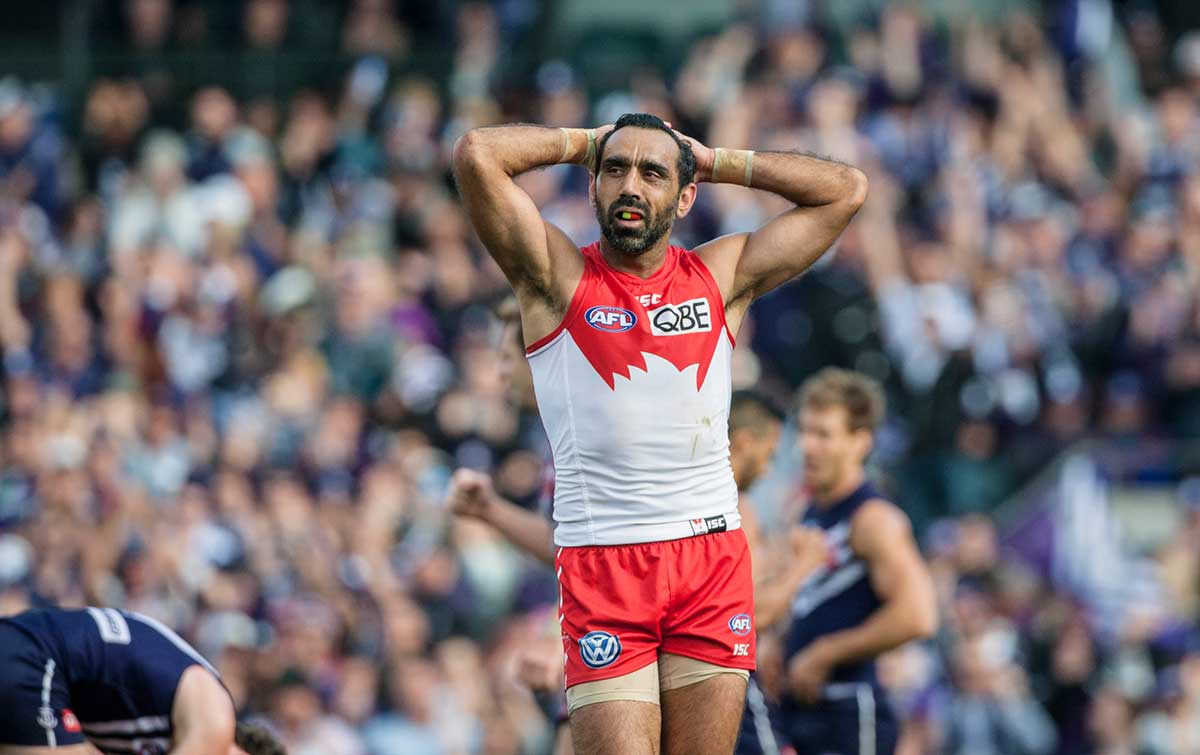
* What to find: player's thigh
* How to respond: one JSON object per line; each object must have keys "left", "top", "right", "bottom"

{"left": 0, "top": 746, "right": 97, "bottom": 755}
{"left": 660, "top": 531, "right": 756, "bottom": 672}
{"left": 660, "top": 656, "right": 749, "bottom": 755}
{"left": 557, "top": 544, "right": 667, "bottom": 691}
{"left": 569, "top": 700, "right": 660, "bottom": 755}
{"left": 567, "top": 661, "right": 660, "bottom": 755}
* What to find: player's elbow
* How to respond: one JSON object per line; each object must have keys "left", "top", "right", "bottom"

{"left": 534, "top": 532, "right": 557, "bottom": 567}
{"left": 452, "top": 129, "right": 490, "bottom": 175}
{"left": 911, "top": 605, "right": 938, "bottom": 640}
{"left": 843, "top": 167, "right": 869, "bottom": 213}
{"left": 909, "top": 590, "right": 939, "bottom": 640}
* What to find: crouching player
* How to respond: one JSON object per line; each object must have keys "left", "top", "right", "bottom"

{"left": 0, "top": 606, "right": 284, "bottom": 755}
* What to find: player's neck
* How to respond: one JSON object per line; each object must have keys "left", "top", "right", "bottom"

{"left": 598, "top": 239, "right": 671, "bottom": 279}
{"left": 812, "top": 468, "right": 865, "bottom": 509}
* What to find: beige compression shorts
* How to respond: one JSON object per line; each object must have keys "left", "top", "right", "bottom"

{"left": 566, "top": 654, "right": 750, "bottom": 713}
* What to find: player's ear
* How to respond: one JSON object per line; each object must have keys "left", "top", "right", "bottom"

{"left": 853, "top": 428, "right": 874, "bottom": 459}
{"left": 675, "top": 181, "right": 697, "bottom": 218}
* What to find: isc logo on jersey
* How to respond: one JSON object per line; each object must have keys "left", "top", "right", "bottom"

{"left": 579, "top": 630, "right": 622, "bottom": 668}
{"left": 586, "top": 306, "right": 637, "bottom": 333}
{"left": 650, "top": 297, "right": 712, "bottom": 336}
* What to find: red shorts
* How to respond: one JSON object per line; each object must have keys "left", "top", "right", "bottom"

{"left": 556, "top": 529, "right": 756, "bottom": 689}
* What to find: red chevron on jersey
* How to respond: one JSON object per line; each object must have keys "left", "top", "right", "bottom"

{"left": 530, "top": 243, "right": 733, "bottom": 390}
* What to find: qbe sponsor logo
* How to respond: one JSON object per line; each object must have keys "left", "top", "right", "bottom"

{"left": 578, "top": 630, "right": 622, "bottom": 669}
{"left": 585, "top": 306, "right": 637, "bottom": 333}
{"left": 649, "top": 297, "right": 712, "bottom": 336}
{"left": 728, "top": 613, "right": 752, "bottom": 635}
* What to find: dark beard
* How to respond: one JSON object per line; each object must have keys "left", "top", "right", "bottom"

{"left": 596, "top": 199, "right": 674, "bottom": 256}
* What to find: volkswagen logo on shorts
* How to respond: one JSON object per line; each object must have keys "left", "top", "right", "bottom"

{"left": 728, "top": 613, "right": 752, "bottom": 636}
{"left": 579, "top": 630, "right": 622, "bottom": 668}
{"left": 585, "top": 306, "right": 637, "bottom": 333}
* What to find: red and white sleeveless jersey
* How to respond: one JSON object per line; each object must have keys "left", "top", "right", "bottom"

{"left": 526, "top": 242, "right": 740, "bottom": 546}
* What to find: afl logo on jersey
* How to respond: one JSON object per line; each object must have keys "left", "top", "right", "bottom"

{"left": 585, "top": 306, "right": 637, "bottom": 333}
{"left": 579, "top": 630, "right": 622, "bottom": 668}
{"left": 728, "top": 613, "right": 753, "bottom": 636}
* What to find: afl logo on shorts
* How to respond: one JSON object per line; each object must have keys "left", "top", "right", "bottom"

{"left": 585, "top": 306, "right": 637, "bottom": 333}
{"left": 579, "top": 630, "right": 622, "bottom": 668}
{"left": 728, "top": 613, "right": 752, "bottom": 636}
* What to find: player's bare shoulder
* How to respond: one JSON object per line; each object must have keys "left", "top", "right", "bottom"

{"left": 693, "top": 234, "right": 748, "bottom": 300}
{"left": 515, "top": 221, "right": 585, "bottom": 346}
{"left": 693, "top": 233, "right": 753, "bottom": 330}
{"left": 848, "top": 497, "right": 914, "bottom": 557}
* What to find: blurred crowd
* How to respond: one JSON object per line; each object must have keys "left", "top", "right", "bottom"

{"left": 1, "top": 0, "right": 1199, "bottom": 753}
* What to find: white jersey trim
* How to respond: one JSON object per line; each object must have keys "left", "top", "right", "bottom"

{"left": 126, "top": 611, "right": 218, "bottom": 678}
{"left": 39, "top": 658, "right": 57, "bottom": 747}
{"left": 526, "top": 328, "right": 569, "bottom": 359}
{"left": 82, "top": 716, "right": 171, "bottom": 735}
{"left": 88, "top": 735, "right": 171, "bottom": 752}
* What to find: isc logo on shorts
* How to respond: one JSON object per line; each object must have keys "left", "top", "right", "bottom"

{"left": 689, "top": 515, "right": 728, "bottom": 537}
{"left": 649, "top": 297, "right": 712, "bottom": 336}
{"left": 728, "top": 613, "right": 752, "bottom": 635}
{"left": 586, "top": 306, "right": 637, "bottom": 333}
{"left": 579, "top": 630, "right": 622, "bottom": 669}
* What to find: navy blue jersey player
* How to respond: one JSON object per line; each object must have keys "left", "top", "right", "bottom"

{"left": 780, "top": 369, "right": 937, "bottom": 755}
{"left": 0, "top": 606, "right": 284, "bottom": 755}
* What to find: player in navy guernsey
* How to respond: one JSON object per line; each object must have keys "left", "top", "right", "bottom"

{"left": 0, "top": 606, "right": 285, "bottom": 755}
{"left": 779, "top": 369, "right": 937, "bottom": 755}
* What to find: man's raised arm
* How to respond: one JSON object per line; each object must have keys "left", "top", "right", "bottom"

{"left": 452, "top": 126, "right": 597, "bottom": 332}
{"left": 692, "top": 143, "right": 868, "bottom": 311}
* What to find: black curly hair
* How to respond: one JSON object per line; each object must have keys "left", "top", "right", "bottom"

{"left": 595, "top": 113, "right": 697, "bottom": 190}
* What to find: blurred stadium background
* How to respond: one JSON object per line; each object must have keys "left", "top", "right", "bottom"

{"left": 1, "top": 0, "right": 1199, "bottom": 753}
